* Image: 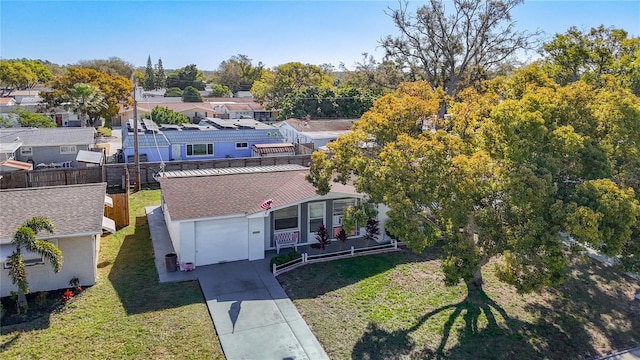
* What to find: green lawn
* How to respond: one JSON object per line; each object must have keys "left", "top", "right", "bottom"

{"left": 279, "top": 247, "right": 640, "bottom": 360}
{"left": 0, "top": 188, "right": 224, "bottom": 359}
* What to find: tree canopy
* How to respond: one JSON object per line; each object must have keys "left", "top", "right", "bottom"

{"left": 166, "top": 64, "right": 206, "bottom": 90}
{"left": 76, "top": 57, "right": 135, "bottom": 78}
{"left": 540, "top": 25, "right": 640, "bottom": 95}
{"left": 182, "top": 86, "right": 203, "bottom": 102}
{"left": 40, "top": 67, "right": 133, "bottom": 125}
{"left": 381, "top": 0, "right": 539, "bottom": 99}
{"left": 0, "top": 59, "right": 53, "bottom": 94}
{"left": 308, "top": 68, "right": 640, "bottom": 293}
{"left": 143, "top": 55, "right": 156, "bottom": 91}
{"left": 12, "top": 109, "right": 57, "bottom": 128}
{"left": 212, "top": 54, "right": 263, "bottom": 94}
{"left": 251, "top": 62, "right": 336, "bottom": 111}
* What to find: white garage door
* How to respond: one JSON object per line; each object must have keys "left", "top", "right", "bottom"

{"left": 195, "top": 217, "right": 248, "bottom": 266}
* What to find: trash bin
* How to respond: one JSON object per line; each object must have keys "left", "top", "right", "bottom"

{"left": 165, "top": 253, "right": 177, "bottom": 272}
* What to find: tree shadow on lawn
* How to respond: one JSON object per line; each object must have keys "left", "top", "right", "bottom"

{"left": 108, "top": 216, "right": 203, "bottom": 315}
{"left": 280, "top": 246, "right": 444, "bottom": 300}
{"left": 522, "top": 258, "right": 640, "bottom": 359}
{"left": 351, "top": 258, "right": 640, "bottom": 360}
{"left": 351, "top": 286, "right": 555, "bottom": 360}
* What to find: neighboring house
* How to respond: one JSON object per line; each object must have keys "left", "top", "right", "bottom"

{"left": 119, "top": 102, "right": 217, "bottom": 124}
{"left": 158, "top": 164, "right": 389, "bottom": 268}
{"left": 0, "top": 97, "right": 17, "bottom": 111}
{"left": 0, "top": 183, "right": 115, "bottom": 297}
{"left": 0, "top": 128, "right": 96, "bottom": 167}
{"left": 121, "top": 126, "right": 286, "bottom": 163}
{"left": 0, "top": 94, "right": 80, "bottom": 127}
{"left": 276, "top": 118, "right": 357, "bottom": 149}
{"left": 211, "top": 102, "right": 278, "bottom": 122}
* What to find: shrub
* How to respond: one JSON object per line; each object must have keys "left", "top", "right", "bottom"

{"left": 315, "top": 224, "right": 330, "bottom": 250}
{"left": 35, "top": 291, "right": 49, "bottom": 307}
{"left": 364, "top": 218, "right": 380, "bottom": 243}
{"left": 182, "top": 86, "right": 203, "bottom": 102}
{"left": 96, "top": 126, "right": 112, "bottom": 137}
{"left": 61, "top": 290, "right": 74, "bottom": 304}
{"left": 164, "top": 87, "right": 183, "bottom": 97}
{"left": 269, "top": 251, "right": 302, "bottom": 270}
{"left": 336, "top": 228, "right": 347, "bottom": 244}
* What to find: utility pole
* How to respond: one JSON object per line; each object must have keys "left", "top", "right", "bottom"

{"left": 132, "top": 75, "right": 141, "bottom": 192}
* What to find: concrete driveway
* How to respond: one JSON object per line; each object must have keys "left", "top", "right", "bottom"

{"left": 146, "top": 206, "right": 328, "bottom": 360}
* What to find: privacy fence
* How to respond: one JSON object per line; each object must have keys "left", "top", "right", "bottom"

{"left": 0, "top": 155, "right": 312, "bottom": 190}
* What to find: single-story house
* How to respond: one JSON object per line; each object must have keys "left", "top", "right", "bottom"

{"left": 0, "top": 127, "right": 96, "bottom": 167}
{"left": 121, "top": 127, "right": 286, "bottom": 163}
{"left": 212, "top": 102, "right": 278, "bottom": 122}
{"left": 0, "top": 183, "right": 115, "bottom": 297}
{"left": 158, "top": 165, "right": 389, "bottom": 269}
{"left": 275, "top": 118, "right": 357, "bottom": 149}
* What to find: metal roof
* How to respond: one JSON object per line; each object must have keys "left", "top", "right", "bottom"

{"left": 159, "top": 164, "right": 308, "bottom": 178}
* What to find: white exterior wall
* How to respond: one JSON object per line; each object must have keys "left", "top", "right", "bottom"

{"left": 0, "top": 235, "right": 98, "bottom": 297}
{"left": 163, "top": 207, "right": 182, "bottom": 259}
{"left": 377, "top": 204, "right": 391, "bottom": 242}
{"left": 247, "top": 217, "right": 265, "bottom": 261}
{"left": 179, "top": 222, "right": 196, "bottom": 267}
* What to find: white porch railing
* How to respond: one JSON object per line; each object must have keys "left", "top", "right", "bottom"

{"left": 272, "top": 240, "right": 401, "bottom": 277}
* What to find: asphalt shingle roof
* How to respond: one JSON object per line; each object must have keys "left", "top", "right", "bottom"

{"left": 0, "top": 128, "right": 95, "bottom": 147}
{"left": 159, "top": 167, "right": 358, "bottom": 220}
{"left": 0, "top": 183, "right": 107, "bottom": 243}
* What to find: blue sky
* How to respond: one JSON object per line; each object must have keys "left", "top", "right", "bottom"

{"left": 1, "top": 1, "right": 639, "bottom": 71}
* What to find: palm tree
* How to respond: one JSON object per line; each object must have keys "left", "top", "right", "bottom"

{"left": 67, "top": 83, "right": 106, "bottom": 127}
{"left": 7, "top": 217, "right": 63, "bottom": 295}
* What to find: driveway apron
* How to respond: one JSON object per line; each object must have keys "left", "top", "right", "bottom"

{"left": 145, "top": 206, "right": 328, "bottom": 360}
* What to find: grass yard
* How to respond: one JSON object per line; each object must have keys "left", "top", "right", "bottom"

{"left": 0, "top": 188, "right": 224, "bottom": 359}
{"left": 279, "top": 247, "right": 640, "bottom": 360}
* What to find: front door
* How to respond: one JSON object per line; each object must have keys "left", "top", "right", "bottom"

{"left": 308, "top": 202, "right": 325, "bottom": 243}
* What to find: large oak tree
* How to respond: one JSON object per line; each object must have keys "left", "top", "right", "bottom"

{"left": 308, "top": 66, "right": 640, "bottom": 293}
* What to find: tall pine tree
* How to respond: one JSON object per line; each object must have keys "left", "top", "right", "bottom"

{"left": 155, "top": 58, "right": 166, "bottom": 89}
{"left": 143, "top": 55, "right": 156, "bottom": 90}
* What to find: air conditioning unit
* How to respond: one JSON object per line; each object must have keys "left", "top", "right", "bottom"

{"left": 333, "top": 215, "right": 343, "bottom": 225}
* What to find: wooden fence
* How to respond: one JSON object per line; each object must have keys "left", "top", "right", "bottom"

{"left": 104, "top": 192, "right": 130, "bottom": 228}
{"left": 0, "top": 167, "right": 104, "bottom": 189}
{"left": 0, "top": 155, "right": 313, "bottom": 190}
{"left": 104, "top": 155, "right": 312, "bottom": 188}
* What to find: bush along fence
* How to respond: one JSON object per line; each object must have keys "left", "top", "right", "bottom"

{"left": 272, "top": 240, "right": 401, "bottom": 277}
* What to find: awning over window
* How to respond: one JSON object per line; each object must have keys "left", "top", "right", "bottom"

{"left": 102, "top": 216, "right": 116, "bottom": 234}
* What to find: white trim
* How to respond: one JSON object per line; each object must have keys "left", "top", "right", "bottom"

{"left": 0, "top": 231, "right": 102, "bottom": 245}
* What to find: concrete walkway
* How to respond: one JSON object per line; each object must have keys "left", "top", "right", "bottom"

{"left": 145, "top": 206, "right": 329, "bottom": 360}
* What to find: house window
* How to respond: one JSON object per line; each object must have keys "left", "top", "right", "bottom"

{"left": 235, "top": 142, "right": 248, "bottom": 149}
{"left": 333, "top": 199, "right": 359, "bottom": 236}
{"left": 186, "top": 143, "right": 213, "bottom": 156}
{"left": 274, "top": 205, "right": 298, "bottom": 231}
{"left": 2, "top": 239, "right": 58, "bottom": 269}
{"left": 60, "top": 145, "right": 77, "bottom": 154}
{"left": 20, "top": 147, "right": 32, "bottom": 156}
